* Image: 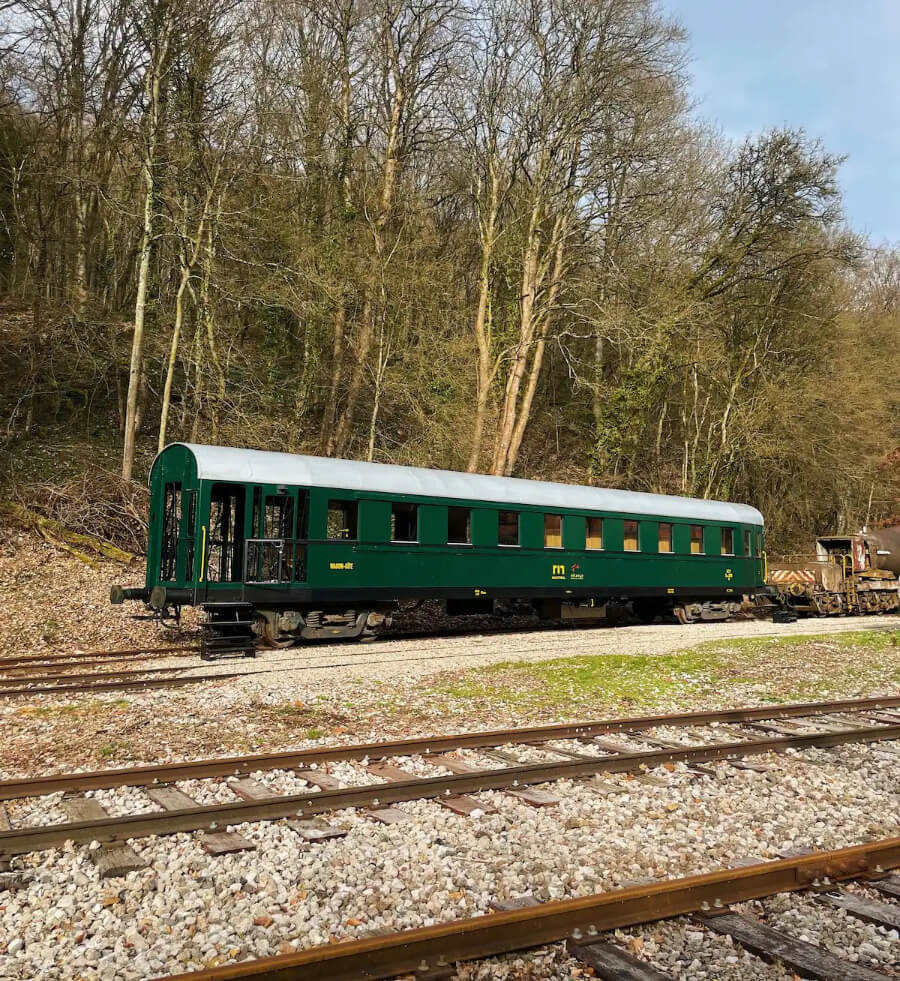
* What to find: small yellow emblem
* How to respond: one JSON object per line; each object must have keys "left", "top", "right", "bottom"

{"left": 725, "top": 568, "right": 733, "bottom": 581}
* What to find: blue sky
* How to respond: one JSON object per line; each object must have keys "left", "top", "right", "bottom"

{"left": 661, "top": 0, "right": 900, "bottom": 244}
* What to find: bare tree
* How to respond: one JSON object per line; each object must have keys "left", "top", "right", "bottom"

{"left": 122, "top": 0, "right": 174, "bottom": 480}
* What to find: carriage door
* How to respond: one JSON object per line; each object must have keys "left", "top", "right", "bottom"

{"left": 206, "top": 484, "right": 246, "bottom": 588}
{"left": 248, "top": 487, "right": 308, "bottom": 584}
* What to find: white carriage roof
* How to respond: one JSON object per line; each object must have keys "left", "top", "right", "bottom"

{"left": 165, "top": 443, "right": 764, "bottom": 524}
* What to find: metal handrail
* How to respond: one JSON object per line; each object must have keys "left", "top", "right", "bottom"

{"left": 243, "top": 537, "right": 307, "bottom": 584}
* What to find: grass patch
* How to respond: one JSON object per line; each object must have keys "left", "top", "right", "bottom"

{"left": 97, "top": 740, "right": 133, "bottom": 759}
{"left": 15, "top": 698, "right": 132, "bottom": 719}
{"left": 423, "top": 628, "right": 900, "bottom": 715}
{"left": 434, "top": 649, "right": 717, "bottom": 713}
{"left": 250, "top": 699, "right": 351, "bottom": 733}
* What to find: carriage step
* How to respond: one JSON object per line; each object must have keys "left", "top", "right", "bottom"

{"left": 200, "top": 631, "right": 257, "bottom": 660}
{"left": 200, "top": 643, "right": 257, "bottom": 661}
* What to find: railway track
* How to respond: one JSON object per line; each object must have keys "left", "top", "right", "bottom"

{"left": 2, "top": 693, "right": 899, "bottom": 979}
{"left": 0, "top": 644, "right": 200, "bottom": 670}
{"left": 0, "top": 667, "right": 262, "bottom": 697}
{"left": 1, "top": 694, "right": 899, "bottom": 859}
{"left": 155, "top": 838, "right": 900, "bottom": 981}
{"left": 3, "top": 619, "right": 896, "bottom": 696}
{"left": 0, "top": 618, "right": 596, "bottom": 674}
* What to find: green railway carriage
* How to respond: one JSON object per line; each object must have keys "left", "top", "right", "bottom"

{"left": 111, "top": 443, "right": 766, "bottom": 646}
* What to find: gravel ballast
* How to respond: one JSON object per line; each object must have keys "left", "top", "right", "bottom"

{"left": 1, "top": 737, "right": 899, "bottom": 979}
{"left": 2, "top": 537, "right": 899, "bottom": 978}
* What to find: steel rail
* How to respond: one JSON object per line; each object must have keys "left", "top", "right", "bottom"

{"left": 0, "top": 664, "right": 202, "bottom": 686}
{"left": 0, "top": 670, "right": 264, "bottom": 699}
{"left": 0, "top": 654, "right": 199, "bottom": 677}
{"left": 157, "top": 836, "right": 900, "bottom": 981}
{"left": 0, "top": 646, "right": 200, "bottom": 669}
{"left": 1, "top": 692, "right": 897, "bottom": 801}
{"left": 1, "top": 723, "right": 898, "bottom": 857}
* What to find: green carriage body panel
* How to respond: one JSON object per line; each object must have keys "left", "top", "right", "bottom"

{"left": 145, "top": 444, "right": 765, "bottom": 608}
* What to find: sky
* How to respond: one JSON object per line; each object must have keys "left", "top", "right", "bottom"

{"left": 661, "top": 0, "right": 900, "bottom": 244}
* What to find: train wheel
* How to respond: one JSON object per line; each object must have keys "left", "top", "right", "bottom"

{"left": 674, "top": 604, "right": 701, "bottom": 624}
{"left": 260, "top": 618, "right": 297, "bottom": 648}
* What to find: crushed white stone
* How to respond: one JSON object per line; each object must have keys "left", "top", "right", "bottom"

{"left": 0, "top": 736, "right": 898, "bottom": 978}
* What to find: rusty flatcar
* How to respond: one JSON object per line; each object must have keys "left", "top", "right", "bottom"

{"left": 767, "top": 527, "right": 900, "bottom": 616}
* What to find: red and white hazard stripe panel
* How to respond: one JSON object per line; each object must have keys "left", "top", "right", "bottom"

{"left": 770, "top": 569, "right": 817, "bottom": 584}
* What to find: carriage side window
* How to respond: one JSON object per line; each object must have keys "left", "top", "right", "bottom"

{"left": 756, "top": 530, "right": 763, "bottom": 557}
{"left": 658, "top": 522, "right": 673, "bottom": 553}
{"left": 498, "top": 510, "right": 520, "bottom": 546}
{"left": 690, "top": 525, "right": 704, "bottom": 554}
{"left": 721, "top": 527, "right": 734, "bottom": 555}
{"left": 544, "top": 514, "right": 562, "bottom": 548}
{"left": 391, "top": 502, "right": 418, "bottom": 542}
{"left": 160, "top": 482, "right": 182, "bottom": 581}
{"left": 265, "top": 495, "right": 294, "bottom": 539}
{"left": 586, "top": 517, "right": 603, "bottom": 550}
{"left": 624, "top": 519, "right": 639, "bottom": 552}
{"left": 744, "top": 529, "right": 752, "bottom": 556}
{"left": 184, "top": 490, "right": 197, "bottom": 581}
{"left": 327, "top": 500, "right": 358, "bottom": 540}
{"left": 447, "top": 506, "right": 471, "bottom": 544}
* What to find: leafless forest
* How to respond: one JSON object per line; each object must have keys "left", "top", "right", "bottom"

{"left": 0, "top": 0, "right": 897, "bottom": 550}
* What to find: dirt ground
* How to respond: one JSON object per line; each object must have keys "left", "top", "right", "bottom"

{"left": 0, "top": 531, "right": 187, "bottom": 656}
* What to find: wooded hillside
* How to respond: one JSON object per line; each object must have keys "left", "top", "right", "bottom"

{"left": 0, "top": 0, "right": 897, "bottom": 550}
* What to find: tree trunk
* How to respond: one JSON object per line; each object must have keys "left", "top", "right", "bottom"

{"left": 329, "top": 62, "right": 403, "bottom": 457}
{"left": 365, "top": 322, "right": 389, "bottom": 462}
{"left": 157, "top": 262, "right": 191, "bottom": 452}
{"left": 490, "top": 212, "right": 541, "bottom": 474}
{"left": 327, "top": 299, "right": 373, "bottom": 455}
{"left": 122, "top": 9, "right": 171, "bottom": 481}
{"left": 122, "top": 180, "right": 154, "bottom": 479}
{"left": 503, "top": 328, "right": 547, "bottom": 475}
{"left": 467, "top": 196, "right": 498, "bottom": 473}
{"left": 319, "top": 303, "right": 347, "bottom": 452}
{"left": 72, "top": 189, "right": 88, "bottom": 318}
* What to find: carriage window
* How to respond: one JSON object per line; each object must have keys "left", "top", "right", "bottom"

{"left": 586, "top": 517, "right": 603, "bottom": 550}
{"left": 391, "top": 502, "right": 418, "bottom": 542}
{"left": 544, "top": 514, "right": 562, "bottom": 548}
{"left": 160, "top": 482, "right": 181, "bottom": 581}
{"left": 498, "top": 510, "right": 519, "bottom": 546}
{"left": 265, "top": 495, "right": 294, "bottom": 539}
{"left": 207, "top": 483, "right": 245, "bottom": 582}
{"left": 690, "top": 525, "right": 704, "bottom": 554}
{"left": 624, "top": 520, "right": 639, "bottom": 552}
{"left": 744, "top": 529, "right": 752, "bottom": 556}
{"left": 327, "top": 500, "right": 358, "bottom": 540}
{"left": 658, "top": 522, "right": 673, "bottom": 553}
{"left": 255, "top": 494, "right": 293, "bottom": 581}
{"left": 184, "top": 490, "right": 197, "bottom": 581}
{"left": 721, "top": 527, "right": 734, "bottom": 555}
{"left": 756, "top": 530, "right": 762, "bottom": 557}
{"left": 448, "top": 507, "right": 471, "bottom": 544}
